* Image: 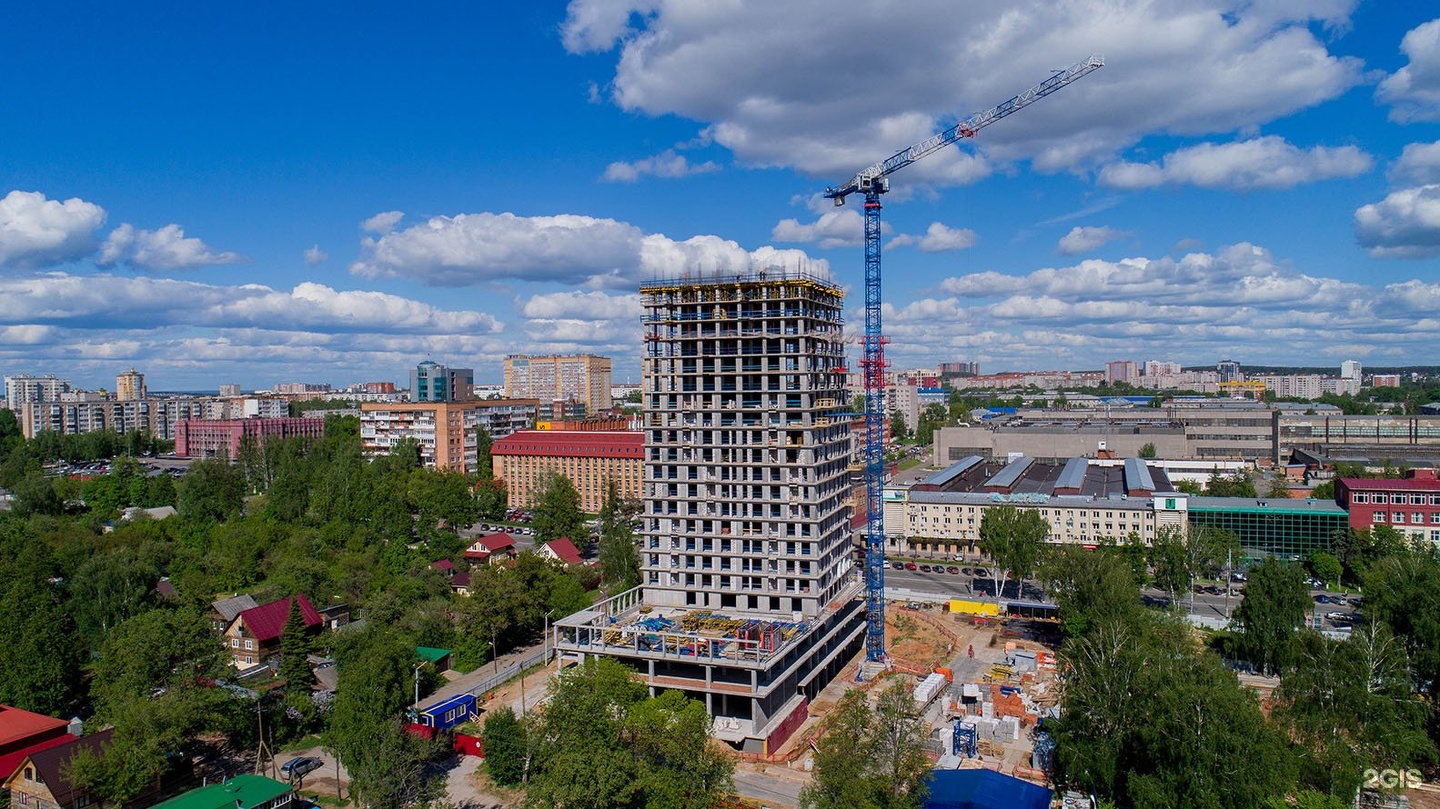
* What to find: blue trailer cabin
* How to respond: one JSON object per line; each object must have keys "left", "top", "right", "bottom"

{"left": 418, "top": 693, "right": 477, "bottom": 730}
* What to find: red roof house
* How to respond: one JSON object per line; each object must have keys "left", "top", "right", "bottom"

{"left": 0, "top": 706, "right": 70, "bottom": 784}
{"left": 539, "top": 537, "right": 583, "bottom": 566}
{"left": 4, "top": 729, "right": 116, "bottom": 809}
{"left": 224, "top": 595, "right": 323, "bottom": 671}
{"left": 464, "top": 533, "right": 517, "bottom": 563}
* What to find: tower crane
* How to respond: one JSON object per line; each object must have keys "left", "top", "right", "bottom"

{"left": 826, "top": 55, "right": 1103, "bottom": 663}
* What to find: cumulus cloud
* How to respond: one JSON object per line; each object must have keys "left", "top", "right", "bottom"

{"left": 99, "top": 223, "right": 244, "bottom": 271}
{"left": 0, "top": 273, "right": 500, "bottom": 334}
{"left": 304, "top": 244, "right": 328, "bottom": 266}
{"left": 0, "top": 190, "right": 106, "bottom": 269}
{"left": 878, "top": 241, "right": 1440, "bottom": 368}
{"left": 1057, "top": 225, "right": 1128, "bottom": 255}
{"left": 361, "top": 211, "right": 405, "bottom": 234}
{"left": 602, "top": 150, "right": 720, "bottom": 182}
{"left": 1389, "top": 141, "right": 1440, "bottom": 186}
{"left": 888, "top": 222, "right": 977, "bottom": 252}
{"left": 562, "top": 1, "right": 1364, "bottom": 182}
{"left": 520, "top": 290, "right": 642, "bottom": 320}
{"left": 351, "top": 210, "right": 826, "bottom": 288}
{"left": 772, "top": 209, "right": 864, "bottom": 249}
{"left": 1377, "top": 18, "right": 1440, "bottom": 123}
{"left": 1098, "top": 137, "right": 1372, "bottom": 190}
{"left": 1354, "top": 184, "right": 1440, "bottom": 259}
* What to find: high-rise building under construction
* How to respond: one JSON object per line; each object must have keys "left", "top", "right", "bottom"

{"left": 553, "top": 269, "right": 866, "bottom": 753}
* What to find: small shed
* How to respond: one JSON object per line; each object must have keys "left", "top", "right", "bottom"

{"left": 418, "top": 693, "right": 477, "bottom": 731}
{"left": 416, "top": 647, "right": 453, "bottom": 672}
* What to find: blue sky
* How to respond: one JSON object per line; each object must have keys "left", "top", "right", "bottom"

{"left": 3, "top": 1, "right": 1439, "bottom": 391}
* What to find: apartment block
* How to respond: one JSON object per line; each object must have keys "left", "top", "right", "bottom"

{"left": 359, "top": 399, "right": 536, "bottom": 473}
{"left": 504, "top": 354, "right": 612, "bottom": 415}
{"left": 411, "top": 361, "right": 474, "bottom": 403}
{"left": 553, "top": 270, "right": 865, "bottom": 754}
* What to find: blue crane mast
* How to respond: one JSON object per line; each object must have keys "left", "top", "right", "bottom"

{"left": 824, "top": 55, "right": 1104, "bottom": 663}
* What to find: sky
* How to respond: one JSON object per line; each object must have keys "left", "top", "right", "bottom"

{"left": 2, "top": 1, "right": 1439, "bottom": 391}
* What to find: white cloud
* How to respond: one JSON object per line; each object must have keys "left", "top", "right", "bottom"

{"left": 1389, "top": 141, "right": 1440, "bottom": 186}
{"left": 351, "top": 210, "right": 827, "bottom": 288}
{"left": 520, "top": 290, "right": 642, "bottom": 320}
{"left": 1377, "top": 18, "right": 1440, "bottom": 123}
{"left": 875, "top": 241, "right": 1440, "bottom": 369}
{"left": 99, "top": 223, "right": 244, "bottom": 271}
{"left": 602, "top": 149, "right": 720, "bottom": 182}
{"left": 1057, "top": 225, "right": 1127, "bottom": 255}
{"left": 0, "top": 190, "right": 106, "bottom": 269}
{"left": 771, "top": 209, "right": 864, "bottom": 249}
{"left": 361, "top": 211, "right": 405, "bottom": 235}
{"left": 0, "top": 273, "right": 500, "bottom": 334}
{"left": 888, "top": 222, "right": 977, "bottom": 253}
{"left": 304, "top": 244, "right": 329, "bottom": 266}
{"left": 1354, "top": 184, "right": 1440, "bottom": 259}
{"left": 1098, "top": 137, "right": 1372, "bottom": 190}
{"left": 562, "top": 1, "right": 1364, "bottom": 183}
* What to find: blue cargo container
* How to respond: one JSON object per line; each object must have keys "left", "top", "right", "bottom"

{"left": 419, "top": 693, "right": 477, "bottom": 730}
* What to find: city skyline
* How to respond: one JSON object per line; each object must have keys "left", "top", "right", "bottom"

{"left": 2, "top": 3, "right": 1438, "bottom": 390}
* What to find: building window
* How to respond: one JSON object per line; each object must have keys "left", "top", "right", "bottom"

{"left": 231, "top": 638, "right": 240, "bottom": 648}
{"left": 1374, "top": 512, "right": 1386, "bottom": 523}
{"left": 1393, "top": 512, "right": 1406, "bottom": 523}
{"left": 244, "top": 639, "right": 254, "bottom": 650}
{"left": 1416, "top": 513, "right": 1427, "bottom": 525}
{"left": 1413, "top": 495, "right": 1428, "bottom": 505}
{"left": 1352, "top": 493, "right": 1368, "bottom": 504}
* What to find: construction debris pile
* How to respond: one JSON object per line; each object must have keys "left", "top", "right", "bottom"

{"left": 593, "top": 608, "right": 808, "bottom": 660}
{"left": 940, "top": 641, "right": 1059, "bottom": 765}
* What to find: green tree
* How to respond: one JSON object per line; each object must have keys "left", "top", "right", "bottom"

{"left": 532, "top": 472, "right": 585, "bottom": 545}
{"left": 483, "top": 706, "right": 528, "bottom": 786}
{"left": 12, "top": 471, "right": 64, "bottom": 516}
{"left": 524, "top": 657, "right": 732, "bottom": 809}
{"left": 1052, "top": 614, "right": 1297, "bottom": 808}
{"left": 0, "top": 570, "right": 84, "bottom": 714}
{"left": 1307, "top": 550, "right": 1342, "bottom": 588}
{"left": 890, "top": 411, "right": 910, "bottom": 442}
{"left": 176, "top": 458, "right": 246, "bottom": 521}
{"left": 1039, "top": 546, "right": 1143, "bottom": 639}
{"left": 1138, "top": 442, "right": 1157, "bottom": 458}
{"left": 1275, "top": 624, "right": 1435, "bottom": 800}
{"left": 279, "top": 598, "right": 314, "bottom": 690}
{"left": 1232, "top": 558, "right": 1309, "bottom": 676}
{"left": 1309, "top": 479, "right": 1335, "bottom": 500}
{"left": 598, "top": 478, "right": 641, "bottom": 591}
{"left": 1206, "top": 470, "right": 1258, "bottom": 498}
{"left": 800, "top": 681, "right": 929, "bottom": 809}
{"left": 326, "top": 628, "right": 441, "bottom": 807}
{"left": 69, "top": 547, "right": 160, "bottom": 647}
{"left": 978, "top": 505, "right": 1048, "bottom": 597}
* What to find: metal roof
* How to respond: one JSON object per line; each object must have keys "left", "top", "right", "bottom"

{"left": 919, "top": 456, "right": 984, "bottom": 488}
{"left": 1123, "top": 457, "right": 1156, "bottom": 492}
{"left": 1054, "top": 457, "right": 1089, "bottom": 491}
{"left": 983, "top": 456, "right": 1034, "bottom": 489}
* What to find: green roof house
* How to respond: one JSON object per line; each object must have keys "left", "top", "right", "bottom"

{"left": 151, "top": 774, "right": 293, "bottom": 809}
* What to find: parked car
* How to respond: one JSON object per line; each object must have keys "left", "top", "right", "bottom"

{"left": 1324, "top": 611, "right": 1349, "bottom": 621}
{"left": 905, "top": 562, "right": 918, "bottom": 571}
{"left": 960, "top": 567, "right": 974, "bottom": 576}
{"left": 890, "top": 561, "right": 904, "bottom": 570}
{"left": 918, "top": 564, "right": 932, "bottom": 572}
{"left": 1314, "top": 594, "right": 1330, "bottom": 603}
{"left": 945, "top": 566, "right": 960, "bottom": 574}
{"left": 280, "top": 756, "right": 323, "bottom": 780}
{"left": 973, "top": 569, "right": 992, "bottom": 579}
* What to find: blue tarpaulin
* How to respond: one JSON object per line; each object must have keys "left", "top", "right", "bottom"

{"left": 923, "top": 768, "right": 1052, "bottom": 809}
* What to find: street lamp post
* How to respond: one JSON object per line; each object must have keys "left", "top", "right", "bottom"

{"left": 413, "top": 662, "right": 423, "bottom": 715}
{"left": 543, "top": 608, "right": 556, "bottom": 667}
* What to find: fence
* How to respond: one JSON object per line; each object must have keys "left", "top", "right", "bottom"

{"left": 465, "top": 649, "right": 548, "bottom": 700}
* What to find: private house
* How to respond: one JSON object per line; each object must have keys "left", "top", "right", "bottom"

{"left": 150, "top": 774, "right": 294, "bottom": 809}
{"left": 538, "top": 537, "right": 583, "bottom": 566}
{"left": 463, "top": 533, "right": 516, "bottom": 564}
{"left": 211, "top": 594, "right": 258, "bottom": 633}
{"left": 5, "top": 729, "right": 115, "bottom": 809}
{"left": 224, "top": 595, "right": 323, "bottom": 670}
{"left": 0, "top": 706, "right": 71, "bottom": 786}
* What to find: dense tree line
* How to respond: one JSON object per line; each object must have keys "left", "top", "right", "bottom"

{"left": 0, "top": 414, "right": 635, "bottom": 806}
{"left": 1042, "top": 535, "right": 1437, "bottom": 808}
